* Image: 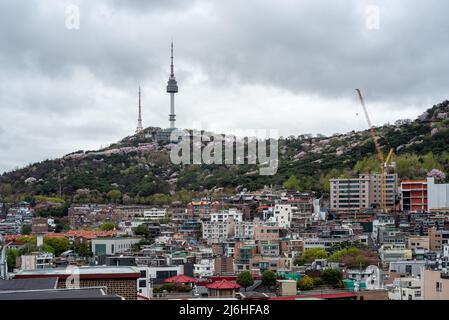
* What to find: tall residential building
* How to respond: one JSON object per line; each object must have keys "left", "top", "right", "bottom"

{"left": 400, "top": 177, "right": 449, "bottom": 213}
{"left": 427, "top": 177, "right": 449, "bottom": 212}
{"left": 202, "top": 220, "right": 235, "bottom": 244}
{"left": 401, "top": 179, "right": 428, "bottom": 212}
{"left": 330, "top": 174, "right": 398, "bottom": 212}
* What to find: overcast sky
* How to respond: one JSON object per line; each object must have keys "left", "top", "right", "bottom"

{"left": 0, "top": 0, "right": 448, "bottom": 173}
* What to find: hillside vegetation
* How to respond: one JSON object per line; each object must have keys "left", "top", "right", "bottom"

{"left": 1, "top": 101, "right": 448, "bottom": 205}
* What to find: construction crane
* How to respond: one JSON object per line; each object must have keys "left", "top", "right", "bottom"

{"left": 356, "top": 89, "right": 396, "bottom": 213}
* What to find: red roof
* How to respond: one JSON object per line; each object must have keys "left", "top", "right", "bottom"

{"left": 65, "top": 230, "right": 117, "bottom": 239}
{"left": 206, "top": 279, "right": 240, "bottom": 290}
{"left": 270, "top": 292, "right": 357, "bottom": 300}
{"left": 164, "top": 275, "right": 198, "bottom": 284}
{"left": 45, "top": 233, "right": 67, "bottom": 238}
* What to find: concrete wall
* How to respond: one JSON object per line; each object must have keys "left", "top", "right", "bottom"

{"left": 428, "top": 177, "right": 449, "bottom": 210}
{"left": 422, "top": 269, "right": 449, "bottom": 300}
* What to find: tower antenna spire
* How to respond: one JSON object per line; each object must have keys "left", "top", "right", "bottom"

{"left": 170, "top": 41, "right": 174, "bottom": 77}
{"left": 135, "top": 86, "right": 143, "bottom": 134}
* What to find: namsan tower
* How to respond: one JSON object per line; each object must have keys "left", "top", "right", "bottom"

{"left": 166, "top": 41, "right": 178, "bottom": 129}
{"left": 135, "top": 86, "right": 143, "bottom": 134}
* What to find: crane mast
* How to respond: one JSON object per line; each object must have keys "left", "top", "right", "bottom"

{"left": 356, "top": 89, "right": 395, "bottom": 213}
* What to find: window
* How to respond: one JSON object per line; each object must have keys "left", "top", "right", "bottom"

{"left": 139, "top": 280, "right": 147, "bottom": 288}
{"left": 94, "top": 244, "right": 106, "bottom": 256}
{"left": 140, "top": 270, "right": 147, "bottom": 278}
{"left": 437, "top": 282, "right": 443, "bottom": 292}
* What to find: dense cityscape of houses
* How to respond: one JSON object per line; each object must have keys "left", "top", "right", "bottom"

{"left": 1, "top": 174, "right": 449, "bottom": 300}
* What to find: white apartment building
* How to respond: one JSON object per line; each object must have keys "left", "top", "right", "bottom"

{"left": 202, "top": 218, "right": 258, "bottom": 243}
{"left": 143, "top": 208, "right": 167, "bottom": 220}
{"left": 194, "top": 259, "right": 215, "bottom": 278}
{"left": 91, "top": 237, "right": 142, "bottom": 256}
{"left": 202, "top": 220, "right": 235, "bottom": 244}
{"left": 137, "top": 265, "right": 184, "bottom": 298}
{"left": 273, "top": 204, "right": 293, "bottom": 228}
{"left": 330, "top": 174, "right": 398, "bottom": 212}
{"left": 388, "top": 277, "right": 422, "bottom": 300}
{"left": 210, "top": 209, "right": 243, "bottom": 223}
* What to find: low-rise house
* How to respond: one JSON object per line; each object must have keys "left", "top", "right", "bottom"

{"left": 379, "top": 244, "right": 413, "bottom": 267}
{"left": 277, "top": 279, "right": 297, "bottom": 296}
{"left": 389, "top": 260, "right": 428, "bottom": 277}
{"left": 250, "top": 255, "right": 288, "bottom": 275}
{"left": 18, "top": 252, "right": 54, "bottom": 271}
{"left": 194, "top": 259, "right": 215, "bottom": 278}
{"left": 388, "top": 277, "right": 422, "bottom": 300}
{"left": 206, "top": 279, "right": 240, "bottom": 298}
{"left": 91, "top": 237, "right": 142, "bottom": 256}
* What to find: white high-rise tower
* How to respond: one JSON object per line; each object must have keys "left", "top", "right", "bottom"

{"left": 135, "top": 86, "right": 143, "bottom": 134}
{"left": 166, "top": 41, "right": 178, "bottom": 129}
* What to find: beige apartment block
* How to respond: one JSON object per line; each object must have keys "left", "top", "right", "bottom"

{"left": 330, "top": 174, "right": 398, "bottom": 212}
{"left": 422, "top": 269, "right": 449, "bottom": 300}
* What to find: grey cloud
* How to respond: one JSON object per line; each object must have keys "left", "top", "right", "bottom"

{"left": 0, "top": 0, "right": 448, "bottom": 172}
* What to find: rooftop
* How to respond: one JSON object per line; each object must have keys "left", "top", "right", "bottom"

{"left": 0, "top": 277, "right": 58, "bottom": 291}
{"left": 165, "top": 275, "right": 198, "bottom": 284}
{"left": 0, "top": 287, "right": 122, "bottom": 300}
{"left": 14, "top": 266, "right": 140, "bottom": 280}
{"left": 206, "top": 279, "right": 240, "bottom": 290}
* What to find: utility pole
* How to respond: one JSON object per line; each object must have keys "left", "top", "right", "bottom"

{"left": 0, "top": 240, "right": 12, "bottom": 280}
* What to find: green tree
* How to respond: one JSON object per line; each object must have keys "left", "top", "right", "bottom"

{"left": 41, "top": 243, "right": 56, "bottom": 254}
{"left": 320, "top": 269, "right": 343, "bottom": 288}
{"left": 353, "top": 157, "right": 381, "bottom": 173}
{"left": 0, "top": 183, "right": 12, "bottom": 199}
{"left": 76, "top": 241, "right": 92, "bottom": 258}
{"left": 236, "top": 271, "right": 254, "bottom": 291}
{"left": 106, "top": 189, "right": 122, "bottom": 203}
{"left": 44, "top": 237, "right": 71, "bottom": 256}
{"left": 294, "top": 248, "right": 328, "bottom": 265}
{"left": 134, "top": 224, "right": 150, "bottom": 238}
{"left": 159, "top": 283, "right": 176, "bottom": 292}
{"left": 261, "top": 270, "right": 277, "bottom": 288}
{"left": 6, "top": 248, "right": 20, "bottom": 270}
{"left": 283, "top": 175, "right": 301, "bottom": 191}
{"left": 35, "top": 204, "right": 69, "bottom": 218}
{"left": 55, "top": 220, "right": 70, "bottom": 233}
{"left": 99, "top": 222, "right": 117, "bottom": 231}
{"left": 298, "top": 275, "right": 314, "bottom": 291}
